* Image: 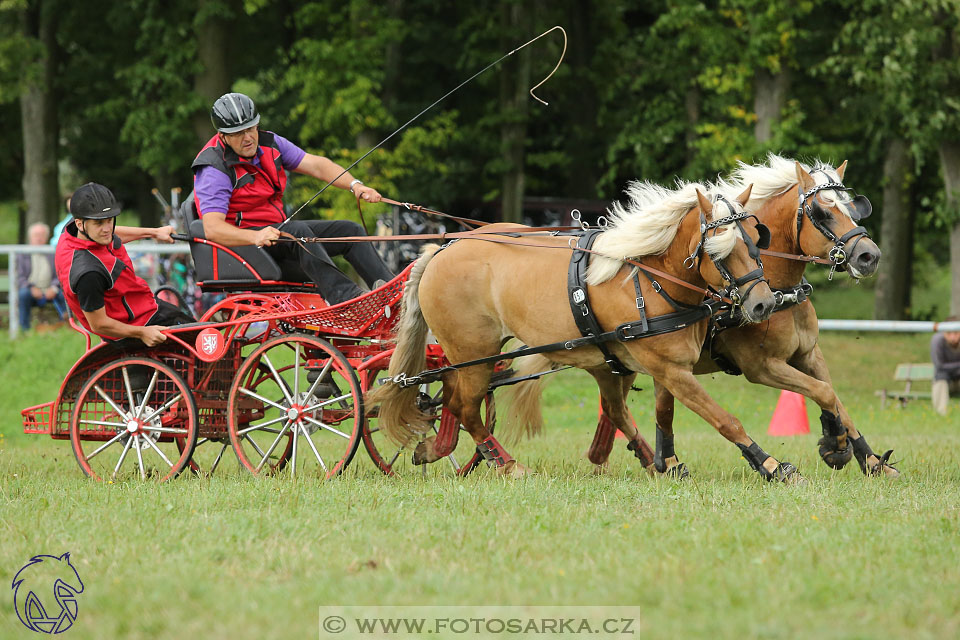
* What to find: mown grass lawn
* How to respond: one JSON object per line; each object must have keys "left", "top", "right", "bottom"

{"left": 1, "top": 327, "right": 958, "bottom": 639}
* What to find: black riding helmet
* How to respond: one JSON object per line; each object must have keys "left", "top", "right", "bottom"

{"left": 69, "top": 182, "right": 122, "bottom": 219}
{"left": 211, "top": 92, "right": 260, "bottom": 134}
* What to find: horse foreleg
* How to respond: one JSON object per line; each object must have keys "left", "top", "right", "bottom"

{"left": 657, "top": 367, "right": 802, "bottom": 483}
{"left": 652, "top": 382, "right": 689, "bottom": 479}
{"left": 797, "top": 346, "right": 899, "bottom": 478}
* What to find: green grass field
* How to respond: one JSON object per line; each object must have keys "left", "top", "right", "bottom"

{"left": 1, "top": 328, "right": 958, "bottom": 639}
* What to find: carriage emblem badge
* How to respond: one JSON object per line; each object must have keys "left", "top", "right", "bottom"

{"left": 12, "top": 552, "right": 84, "bottom": 634}
{"left": 195, "top": 327, "right": 226, "bottom": 362}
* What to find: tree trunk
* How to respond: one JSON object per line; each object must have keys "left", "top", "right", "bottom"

{"left": 685, "top": 81, "right": 700, "bottom": 169}
{"left": 192, "top": 0, "right": 231, "bottom": 145}
{"left": 753, "top": 68, "right": 789, "bottom": 144}
{"left": 941, "top": 141, "right": 960, "bottom": 316}
{"left": 499, "top": 2, "right": 531, "bottom": 223}
{"left": 874, "top": 138, "right": 912, "bottom": 320}
{"left": 563, "top": 0, "right": 599, "bottom": 197}
{"left": 20, "top": 0, "right": 60, "bottom": 229}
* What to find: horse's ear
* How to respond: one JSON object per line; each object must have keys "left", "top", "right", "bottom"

{"left": 835, "top": 160, "right": 848, "bottom": 180}
{"left": 735, "top": 183, "right": 753, "bottom": 207}
{"left": 695, "top": 188, "right": 713, "bottom": 215}
{"left": 795, "top": 162, "right": 816, "bottom": 193}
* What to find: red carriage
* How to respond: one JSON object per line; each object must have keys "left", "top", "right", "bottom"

{"left": 21, "top": 201, "right": 492, "bottom": 482}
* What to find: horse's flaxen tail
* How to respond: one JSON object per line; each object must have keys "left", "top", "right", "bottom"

{"left": 499, "top": 353, "right": 551, "bottom": 443}
{"left": 365, "top": 244, "right": 442, "bottom": 446}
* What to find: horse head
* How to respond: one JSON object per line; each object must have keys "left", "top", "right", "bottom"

{"left": 795, "top": 161, "right": 880, "bottom": 279}
{"left": 692, "top": 185, "right": 776, "bottom": 323}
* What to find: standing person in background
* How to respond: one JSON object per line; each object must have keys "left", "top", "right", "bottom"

{"left": 17, "top": 222, "right": 67, "bottom": 331}
{"left": 931, "top": 317, "right": 960, "bottom": 415}
{"left": 192, "top": 92, "right": 394, "bottom": 304}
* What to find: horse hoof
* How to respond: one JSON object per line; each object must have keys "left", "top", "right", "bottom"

{"left": 667, "top": 462, "right": 690, "bottom": 480}
{"left": 592, "top": 462, "right": 609, "bottom": 476}
{"left": 499, "top": 460, "right": 534, "bottom": 478}
{"left": 818, "top": 437, "right": 853, "bottom": 470}
{"left": 411, "top": 442, "right": 429, "bottom": 466}
{"left": 764, "top": 461, "right": 804, "bottom": 484}
{"left": 865, "top": 450, "right": 900, "bottom": 478}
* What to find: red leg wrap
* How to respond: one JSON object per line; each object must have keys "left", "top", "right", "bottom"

{"left": 433, "top": 408, "right": 460, "bottom": 458}
{"left": 587, "top": 413, "right": 618, "bottom": 465}
{"left": 477, "top": 435, "right": 515, "bottom": 467}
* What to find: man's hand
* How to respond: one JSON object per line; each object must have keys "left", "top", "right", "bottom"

{"left": 353, "top": 184, "right": 382, "bottom": 203}
{"left": 138, "top": 326, "right": 168, "bottom": 347}
{"left": 253, "top": 226, "right": 282, "bottom": 248}
{"left": 154, "top": 225, "right": 175, "bottom": 243}
{"left": 43, "top": 286, "right": 59, "bottom": 300}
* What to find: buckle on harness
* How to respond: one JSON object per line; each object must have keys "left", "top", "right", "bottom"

{"left": 636, "top": 296, "right": 645, "bottom": 310}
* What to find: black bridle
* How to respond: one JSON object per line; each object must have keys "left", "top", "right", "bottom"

{"left": 797, "top": 174, "right": 873, "bottom": 279}
{"left": 684, "top": 195, "right": 769, "bottom": 309}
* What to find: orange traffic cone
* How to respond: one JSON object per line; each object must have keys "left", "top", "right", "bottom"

{"left": 767, "top": 390, "right": 810, "bottom": 436}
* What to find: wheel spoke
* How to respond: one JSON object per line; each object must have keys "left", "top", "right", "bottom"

{"left": 135, "top": 370, "right": 159, "bottom": 418}
{"left": 141, "top": 434, "right": 175, "bottom": 469}
{"left": 237, "top": 413, "right": 287, "bottom": 436}
{"left": 302, "top": 392, "right": 353, "bottom": 412}
{"left": 303, "top": 415, "right": 350, "bottom": 439}
{"left": 112, "top": 436, "right": 134, "bottom": 480}
{"left": 140, "top": 425, "right": 189, "bottom": 435}
{"left": 261, "top": 354, "right": 293, "bottom": 405}
{"left": 210, "top": 443, "right": 228, "bottom": 474}
{"left": 80, "top": 418, "right": 128, "bottom": 430}
{"left": 135, "top": 436, "right": 146, "bottom": 479}
{"left": 121, "top": 366, "right": 138, "bottom": 418}
{"left": 304, "top": 359, "right": 333, "bottom": 401}
{"left": 238, "top": 387, "right": 288, "bottom": 413}
{"left": 386, "top": 447, "right": 403, "bottom": 467}
{"left": 299, "top": 422, "right": 327, "bottom": 471}
{"left": 293, "top": 343, "right": 300, "bottom": 400}
{"left": 290, "top": 421, "right": 299, "bottom": 477}
{"left": 140, "top": 393, "right": 184, "bottom": 424}
{"left": 93, "top": 384, "right": 130, "bottom": 422}
{"left": 255, "top": 422, "right": 292, "bottom": 473}
{"left": 243, "top": 434, "right": 267, "bottom": 458}
{"left": 85, "top": 431, "right": 127, "bottom": 461}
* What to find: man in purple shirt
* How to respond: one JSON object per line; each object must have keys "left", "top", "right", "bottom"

{"left": 193, "top": 92, "right": 394, "bottom": 304}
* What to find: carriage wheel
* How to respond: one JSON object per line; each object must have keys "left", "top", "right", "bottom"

{"left": 360, "top": 364, "right": 495, "bottom": 477}
{"left": 70, "top": 357, "right": 198, "bottom": 482}
{"left": 176, "top": 432, "right": 294, "bottom": 476}
{"left": 227, "top": 334, "right": 364, "bottom": 478}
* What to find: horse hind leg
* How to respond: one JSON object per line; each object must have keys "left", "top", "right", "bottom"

{"left": 652, "top": 382, "right": 690, "bottom": 480}
{"left": 446, "top": 366, "right": 532, "bottom": 478}
{"left": 588, "top": 370, "right": 655, "bottom": 474}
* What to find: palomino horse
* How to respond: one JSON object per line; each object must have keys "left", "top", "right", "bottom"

{"left": 369, "top": 183, "right": 802, "bottom": 481}
{"left": 586, "top": 156, "right": 897, "bottom": 478}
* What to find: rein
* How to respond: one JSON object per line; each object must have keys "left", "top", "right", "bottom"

{"left": 273, "top": 228, "right": 736, "bottom": 305}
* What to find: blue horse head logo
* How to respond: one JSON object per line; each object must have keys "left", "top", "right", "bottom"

{"left": 12, "top": 553, "right": 84, "bottom": 634}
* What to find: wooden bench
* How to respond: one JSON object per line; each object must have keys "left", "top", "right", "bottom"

{"left": 875, "top": 363, "right": 934, "bottom": 408}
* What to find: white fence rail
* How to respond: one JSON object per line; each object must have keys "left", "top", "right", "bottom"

{"left": 4, "top": 241, "right": 959, "bottom": 339}
{"left": 3, "top": 243, "right": 191, "bottom": 339}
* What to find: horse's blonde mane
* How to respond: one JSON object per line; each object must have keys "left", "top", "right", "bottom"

{"left": 717, "top": 153, "right": 851, "bottom": 214}
{"left": 586, "top": 180, "right": 741, "bottom": 285}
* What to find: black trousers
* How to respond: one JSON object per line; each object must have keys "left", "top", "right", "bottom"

{"left": 263, "top": 219, "right": 394, "bottom": 304}
{"left": 107, "top": 298, "right": 197, "bottom": 352}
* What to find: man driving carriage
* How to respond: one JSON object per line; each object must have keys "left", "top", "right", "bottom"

{"left": 55, "top": 182, "right": 195, "bottom": 347}
{"left": 192, "top": 92, "right": 394, "bottom": 304}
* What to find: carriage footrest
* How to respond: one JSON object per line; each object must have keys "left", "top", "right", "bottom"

{"left": 22, "top": 401, "right": 55, "bottom": 435}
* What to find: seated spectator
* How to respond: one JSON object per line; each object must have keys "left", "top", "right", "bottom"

{"left": 17, "top": 222, "right": 67, "bottom": 331}
{"left": 931, "top": 316, "right": 960, "bottom": 415}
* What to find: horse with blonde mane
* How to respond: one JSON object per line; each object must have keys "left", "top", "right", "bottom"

{"left": 585, "top": 155, "right": 897, "bottom": 478}
{"left": 368, "top": 182, "right": 806, "bottom": 481}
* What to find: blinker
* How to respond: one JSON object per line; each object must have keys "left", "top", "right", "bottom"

{"left": 755, "top": 223, "right": 771, "bottom": 250}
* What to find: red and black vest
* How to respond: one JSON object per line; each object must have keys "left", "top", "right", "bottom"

{"left": 55, "top": 226, "right": 158, "bottom": 339}
{"left": 192, "top": 131, "right": 288, "bottom": 228}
